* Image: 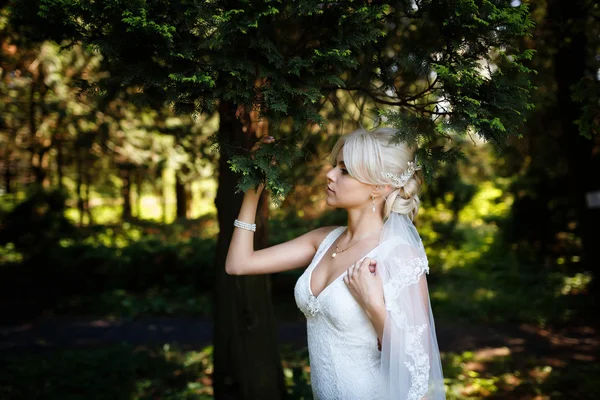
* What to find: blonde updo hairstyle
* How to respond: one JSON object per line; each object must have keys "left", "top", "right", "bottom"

{"left": 329, "top": 127, "right": 423, "bottom": 221}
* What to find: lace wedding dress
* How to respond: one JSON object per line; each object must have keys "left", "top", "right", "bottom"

{"left": 294, "top": 216, "right": 445, "bottom": 400}
{"left": 295, "top": 226, "right": 385, "bottom": 399}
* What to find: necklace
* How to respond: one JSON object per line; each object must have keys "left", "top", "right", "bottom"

{"left": 332, "top": 229, "right": 381, "bottom": 258}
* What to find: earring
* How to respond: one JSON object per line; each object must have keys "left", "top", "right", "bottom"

{"left": 372, "top": 195, "right": 376, "bottom": 213}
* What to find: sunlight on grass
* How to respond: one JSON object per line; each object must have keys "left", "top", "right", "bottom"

{"left": 4, "top": 342, "right": 592, "bottom": 400}
{"left": 415, "top": 177, "right": 576, "bottom": 325}
{"left": 0, "top": 344, "right": 215, "bottom": 400}
{"left": 60, "top": 167, "right": 217, "bottom": 225}
{"left": 0, "top": 242, "right": 23, "bottom": 263}
{"left": 418, "top": 180, "right": 513, "bottom": 272}
{"left": 458, "top": 181, "right": 513, "bottom": 227}
{"left": 559, "top": 272, "right": 592, "bottom": 295}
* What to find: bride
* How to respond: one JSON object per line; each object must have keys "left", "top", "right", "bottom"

{"left": 226, "top": 127, "right": 446, "bottom": 400}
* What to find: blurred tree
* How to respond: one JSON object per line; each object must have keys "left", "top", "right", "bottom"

{"left": 0, "top": 188, "right": 76, "bottom": 259}
{"left": 1, "top": 8, "right": 212, "bottom": 224}
{"left": 505, "top": 0, "right": 599, "bottom": 287}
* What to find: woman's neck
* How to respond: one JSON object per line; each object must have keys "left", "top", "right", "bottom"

{"left": 344, "top": 207, "right": 384, "bottom": 242}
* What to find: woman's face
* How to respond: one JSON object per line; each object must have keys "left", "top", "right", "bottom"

{"left": 325, "top": 149, "right": 373, "bottom": 211}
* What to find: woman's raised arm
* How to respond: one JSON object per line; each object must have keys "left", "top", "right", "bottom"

{"left": 225, "top": 134, "right": 337, "bottom": 275}
{"left": 225, "top": 185, "right": 336, "bottom": 275}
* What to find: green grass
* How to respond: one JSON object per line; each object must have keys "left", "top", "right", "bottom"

{"left": 54, "top": 287, "right": 213, "bottom": 318}
{"left": 0, "top": 344, "right": 215, "bottom": 400}
{"left": 2, "top": 342, "right": 597, "bottom": 399}
{"left": 441, "top": 348, "right": 600, "bottom": 399}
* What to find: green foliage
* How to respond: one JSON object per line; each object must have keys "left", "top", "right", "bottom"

{"left": 11, "top": 0, "right": 386, "bottom": 121}
{"left": 0, "top": 188, "right": 76, "bottom": 258}
{"left": 225, "top": 140, "right": 303, "bottom": 205}
{"left": 0, "top": 223, "right": 216, "bottom": 319}
{"left": 80, "top": 287, "right": 213, "bottom": 318}
{"left": 372, "top": 0, "right": 536, "bottom": 177}
{"left": 8, "top": 0, "right": 535, "bottom": 197}
{"left": 0, "top": 344, "right": 215, "bottom": 400}
{"left": 572, "top": 78, "right": 600, "bottom": 138}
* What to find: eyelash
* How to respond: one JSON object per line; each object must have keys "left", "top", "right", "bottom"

{"left": 331, "top": 164, "right": 349, "bottom": 175}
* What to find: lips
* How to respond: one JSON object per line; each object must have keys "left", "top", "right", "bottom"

{"left": 327, "top": 186, "right": 335, "bottom": 193}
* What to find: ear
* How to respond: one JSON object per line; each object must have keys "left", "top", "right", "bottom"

{"left": 372, "top": 184, "right": 393, "bottom": 197}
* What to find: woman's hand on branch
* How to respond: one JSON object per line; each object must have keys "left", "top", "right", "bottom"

{"left": 248, "top": 134, "right": 276, "bottom": 195}
{"left": 250, "top": 134, "right": 275, "bottom": 158}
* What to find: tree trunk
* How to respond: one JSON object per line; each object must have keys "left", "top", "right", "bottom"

{"left": 550, "top": 0, "right": 598, "bottom": 274}
{"left": 175, "top": 173, "right": 188, "bottom": 219}
{"left": 76, "top": 148, "right": 84, "bottom": 226}
{"left": 121, "top": 166, "right": 132, "bottom": 220}
{"left": 56, "top": 135, "right": 64, "bottom": 190}
{"left": 28, "top": 66, "right": 50, "bottom": 187}
{"left": 30, "top": 150, "right": 49, "bottom": 186}
{"left": 4, "top": 139, "right": 12, "bottom": 194}
{"left": 135, "top": 169, "right": 143, "bottom": 218}
{"left": 587, "top": 147, "right": 600, "bottom": 289}
{"left": 4, "top": 162, "right": 11, "bottom": 195}
{"left": 212, "top": 101, "right": 285, "bottom": 400}
{"left": 159, "top": 167, "right": 167, "bottom": 223}
{"left": 85, "top": 166, "right": 94, "bottom": 225}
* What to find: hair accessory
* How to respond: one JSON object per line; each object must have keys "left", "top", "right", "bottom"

{"left": 234, "top": 219, "right": 256, "bottom": 232}
{"left": 384, "top": 156, "right": 421, "bottom": 188}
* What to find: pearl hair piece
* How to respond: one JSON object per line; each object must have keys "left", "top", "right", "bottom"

{"left": 384, "top": 157, "right": 421, "bottom": 188}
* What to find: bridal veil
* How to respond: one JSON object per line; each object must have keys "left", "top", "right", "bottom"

{"left": 377, "top": 212, "right": 446, "bottom": 400}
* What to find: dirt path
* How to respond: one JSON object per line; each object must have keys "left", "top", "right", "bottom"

{"left": 1, "top": 315, "right": 598, "bottom": 364}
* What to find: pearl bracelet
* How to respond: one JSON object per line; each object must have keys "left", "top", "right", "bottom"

{"left": 234, "top": 219, "right": 256, "bottom": 232}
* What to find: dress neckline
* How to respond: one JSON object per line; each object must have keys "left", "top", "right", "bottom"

{"left": 308, "top": 227, "right": 384, "bottom": 299}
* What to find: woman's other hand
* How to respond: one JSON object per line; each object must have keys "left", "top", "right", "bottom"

{"left": 343, "top": 257, "right": 385, "bottom": 311}
{"left": 344, "top": 257, "right": 386, "bottom": 342}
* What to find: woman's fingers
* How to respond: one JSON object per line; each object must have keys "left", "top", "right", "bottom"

{"left": 257, "top": 135, "right": 274, "bottom": 148}
{"left": 250, "top": 135, "right": 275, "bottom": 159}
{"left": 360, "top": 258, "right": 376, "bottom": 271}
{"left": 346, "top": 258, "right": 378, "bottom": 289}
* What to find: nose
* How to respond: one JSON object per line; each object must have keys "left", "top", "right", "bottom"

{"left": 326, "top": 166, "right": 336, "bottom": 182}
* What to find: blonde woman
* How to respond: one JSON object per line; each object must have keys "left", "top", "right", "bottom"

{"left": 226, "top": 127, "right": 446, "bottom": 400}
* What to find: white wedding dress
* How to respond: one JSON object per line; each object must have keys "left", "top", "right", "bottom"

{"left": 294, "top": 226, "right": 389, "bottom": 400}
{"left": 294, "top": 220, "right": 445, "bottom": 400}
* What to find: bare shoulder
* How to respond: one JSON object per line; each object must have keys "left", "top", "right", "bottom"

{"left": 305, "top": 225, "right": 343, "bottom": 251}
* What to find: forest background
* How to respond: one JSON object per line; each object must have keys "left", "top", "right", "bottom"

{"left": 0, "top": 0, "right": 599, "bottom": 399}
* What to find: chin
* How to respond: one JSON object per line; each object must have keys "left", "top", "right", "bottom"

{"left": 325, "top": 197, "right": 340, "bottom": 208}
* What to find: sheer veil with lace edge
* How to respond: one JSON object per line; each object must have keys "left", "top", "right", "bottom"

{"left": 376, "top": 212, "right": 446, "bottom": 400}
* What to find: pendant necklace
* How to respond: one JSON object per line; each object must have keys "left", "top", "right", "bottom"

{"left": 332, "top": 229, "right": 381, "bottom": 258}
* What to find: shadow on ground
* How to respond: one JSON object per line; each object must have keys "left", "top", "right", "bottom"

{"left": 1, "top": 316, "right": 599, "bottom": 399}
